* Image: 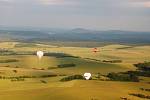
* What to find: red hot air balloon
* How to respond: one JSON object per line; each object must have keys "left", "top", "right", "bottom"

{"left": 92, "top": 48, "right": 99, "bottom": 53}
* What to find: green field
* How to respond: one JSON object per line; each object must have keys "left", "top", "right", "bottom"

{"left": 0, "top": 42, "right": 150, "bottom": 100}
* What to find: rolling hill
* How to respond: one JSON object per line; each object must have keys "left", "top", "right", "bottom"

{"left": 0, "top": 28, "right": 150, "bottom": 44}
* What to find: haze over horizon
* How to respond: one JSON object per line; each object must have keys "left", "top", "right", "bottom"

{"left": 0, "top": 0, "right": 150, "bottom": 31}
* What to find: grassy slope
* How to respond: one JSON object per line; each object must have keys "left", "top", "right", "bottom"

{"left": 0, "top": 42, "right": 150, "bottom": 100}
{"left": 0, "top": 80, "right": 149, "bottom": 100}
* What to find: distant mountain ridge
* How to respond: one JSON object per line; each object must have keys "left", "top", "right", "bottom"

{"left": 0, "top": 28, "right": 150, "bottom": 44}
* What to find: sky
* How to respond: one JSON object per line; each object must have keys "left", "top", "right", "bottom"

{"left": 0, "top": 0, "right": 150, "bottom": 31}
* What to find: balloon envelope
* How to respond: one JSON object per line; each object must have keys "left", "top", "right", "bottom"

{"left": 84, "top": 73, "right": 91, "bottom": 80}
{"left": 37, "top": 51, "right": 44, "bottom": 59}
{"left": 92, "top": 48, "right": 99, "bottom": 53}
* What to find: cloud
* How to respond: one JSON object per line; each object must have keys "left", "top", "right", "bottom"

{"left": 39, "top": 0, "right": 64, "bottom": 5}
{"left": 130, "top": 1, "right": 150, "bottom": 8}
{"left": 0, "top": 0, "right": 150, "bottom": 31}
{"left": 0, "top": 0, "right": 13, "bottom": 4}
{"left": 0, "top": 0, "right": 12, "bottom": 2}
{"left": 0, "top": 0, "right": 14, "bottom": 7}
{"left": 38, "top": 0, "right": 77, "bottom": 6}
{"left": 139, "top": 1, "right": 150, "bottom": 8}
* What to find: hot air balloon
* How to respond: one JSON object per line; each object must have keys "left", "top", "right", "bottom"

{"left": 84, "top": 73, "right": 92, "bottom": 80}
{"left": 92, "top": 48, "right": 99, "bottom": 53}
{"left": 37, "top": 51, "right": 44, "bottom": 60}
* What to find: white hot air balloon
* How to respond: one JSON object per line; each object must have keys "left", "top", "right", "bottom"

{"left": 84, "top": 73, "right": 91, "bottom": 80}
{"left": 37, "top": 51, "right": 44, "bottom": 60}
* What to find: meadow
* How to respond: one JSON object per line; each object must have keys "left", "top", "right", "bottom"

{"left": 0, "top": 42, "right": 150, "bottom": 100}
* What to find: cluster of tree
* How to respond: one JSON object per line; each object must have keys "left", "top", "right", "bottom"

{"left": 140, "top": 88, "right": 150, "bottom": 92}
{"left": 11, "top": 78, "right": 25, "bottom": 82}
{"left": 57, "top": 63, "right": 76, "bottom": 68}
{"left": 107, "top": 72, "right": 139, "bottom": 82}
{"left": 40, "top": 80, "right": 47, "bottom": 84}
{"left": 95, "top": 73, "right": 101, "bottom": 79}
{"left": 134, "top": 62, "right": 150, "bottom": 71}
{"left": 0, "top": 59, "right": 19, "bottom": 63}
{"left": 121, "top": 62, "right": 150, "bottom": 77}
{"left": 0, "top": 49, "right": 34, "bottom": 56}
{"left": 122, "top": 71, "right": 150, "bottom": 77}
{"left": 44, "top": 52, "right": 74, "bottom": 58}
{"left": 40, "top": 74, "right": 57, "bottom": 78}
{"left": 0, "top": 49, "right": 16, "bottom": 55}
{"left": 84, "top": 58, "right": 101, "bottom": 62}
{"left": 60, "top": 75, "right": 84, "bottom": 82}
{"left": 0, "top": 48, "right": 35, "bottom": 56}
{"left": 0, "top": 76, "right": 24, "bottom": 81}
{"left": 129, "top": 93, "right": 150, "bottom": 99}
{"left": 0, "top": 76, "right": 36, "bottom": 79}
{"left": 116, "top": 46, "right": 133, "bottom": 49}
{"left": 107, "top": 62, "right": 150, "bottom": 82}
{"left": 102, "top": 60, "right": 122, "bottom": 63}
{"left": 0, "top": 74, "right": 57, "bottom": 79}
